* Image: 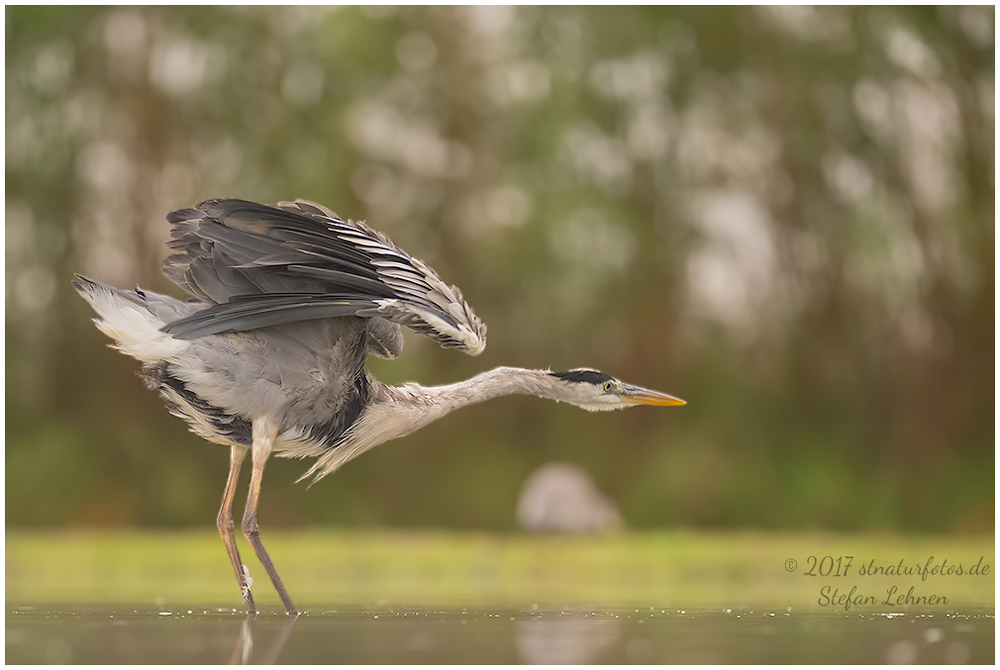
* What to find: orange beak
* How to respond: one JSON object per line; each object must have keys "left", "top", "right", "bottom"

{"left": 620, "top": 383, "right": 686, "bottom": 406}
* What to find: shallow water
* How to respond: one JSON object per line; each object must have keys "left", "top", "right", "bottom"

{"left": 6, "top": 604, "right": 993, "bottom": 664}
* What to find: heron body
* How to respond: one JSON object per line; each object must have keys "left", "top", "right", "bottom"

{"left": 74, "top": 198, "right": 685, "bottom": 615}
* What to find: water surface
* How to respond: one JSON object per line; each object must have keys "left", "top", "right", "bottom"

{"left": 7, "top": 604, "right": 993, "bottom": 664}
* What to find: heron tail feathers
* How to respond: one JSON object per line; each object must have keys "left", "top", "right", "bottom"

{"left": 72, "top": 274, "right": 189, "bottom": 362}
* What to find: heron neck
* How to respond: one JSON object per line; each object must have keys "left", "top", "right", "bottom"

{"left": 302, "top": 367, "right": 558, "bottom": 482}
{"left": 416, "top": 366, "right": 559, "bottom": 411}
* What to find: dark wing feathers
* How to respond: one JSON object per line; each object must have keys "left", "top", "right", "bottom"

{"left": 160, "top": 198, "right": 487, "bottom": 355}
{"left": 161, "top": 296, "right": 375, "bottom": 339}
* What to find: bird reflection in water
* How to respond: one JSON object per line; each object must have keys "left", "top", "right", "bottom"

{"left": 229, "top": 612, "right": 299, "bottom": 665}
{"left": 226, "top": 610, "right": 621, "bottom": 664}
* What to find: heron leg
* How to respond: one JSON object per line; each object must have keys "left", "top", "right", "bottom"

{"left": 242, "top": 416, "right": 299, "bottom": 616}
{"left": 217, "top": 445, "right": 256, "bottom": 615}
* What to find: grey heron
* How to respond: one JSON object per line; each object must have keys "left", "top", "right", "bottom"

{"left": 73, "top": 198, "right": 685, "bottom": 615}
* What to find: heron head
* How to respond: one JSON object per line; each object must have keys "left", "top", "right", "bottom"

{"left": 547, "top": 369, "right": 686, "bottom": 412}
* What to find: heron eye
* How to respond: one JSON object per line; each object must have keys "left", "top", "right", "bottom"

{"left": 603, "top": 381, "right": 616, "bottom": 393}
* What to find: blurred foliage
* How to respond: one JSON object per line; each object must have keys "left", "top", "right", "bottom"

{"left": 7, "top": 530, "right": 995, "bottom": 609}
{"left": 5, "top": 6, "right": 994, "bottom": 532}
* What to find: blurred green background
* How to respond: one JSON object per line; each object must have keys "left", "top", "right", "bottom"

{"left": 6, "top": 6, "right": 994, "bottom": 534}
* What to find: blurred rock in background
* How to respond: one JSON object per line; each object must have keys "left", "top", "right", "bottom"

{"left": 517, "top": 462, "right": 623, "bottom": 534}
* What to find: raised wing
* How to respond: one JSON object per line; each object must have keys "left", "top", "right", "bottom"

{"left": 160, "top": 198, "right": 486, "bottom": 355}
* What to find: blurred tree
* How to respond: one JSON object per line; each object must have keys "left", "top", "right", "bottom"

{"left": 5, "top": 6, "right": 994, "bottom": 531}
